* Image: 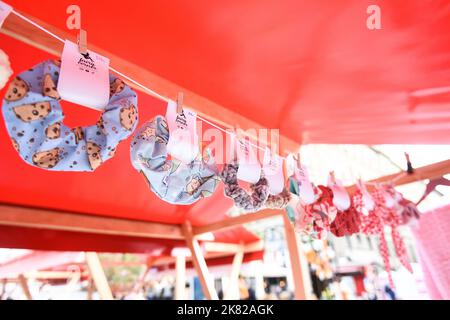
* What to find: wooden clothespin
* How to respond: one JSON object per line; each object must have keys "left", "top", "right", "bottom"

{"left": 404, "top": 152, "right": 414, "bottom": 174}
{"left": 77, "top": 29, "right": 88, "bottom": 55}
{"left": 329, "top": 171, "right": 336, "bottom": 184}
{"left": 176, "top": 92, "right": 184, "bottom": 114}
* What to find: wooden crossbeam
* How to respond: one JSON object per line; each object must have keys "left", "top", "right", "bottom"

{"left": 0, "top": 203, "right": 184, "bottom": 240}
{"left": 346, "top": 159, "right": 450, "bottom": 192}
{"left": 1, "top": 11, "right": 300, "bottom": 154}
{"left": 193, "top": 209, "right": 282, "bottom": 235}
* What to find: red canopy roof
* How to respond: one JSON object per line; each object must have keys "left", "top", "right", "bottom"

{"left": 0, "top": 0, "right": 449, "bottom": 252}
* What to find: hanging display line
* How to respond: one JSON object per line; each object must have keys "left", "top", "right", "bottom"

{"left": 9, "top": 9, "right": 283, "bottom": 159}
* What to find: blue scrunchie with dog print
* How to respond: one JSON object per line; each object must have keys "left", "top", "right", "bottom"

{"left": 2, "top": 59, "right": 138, "bottom": 171}
{"left": 130, "top": 115, "right": 219, "bottom": 205}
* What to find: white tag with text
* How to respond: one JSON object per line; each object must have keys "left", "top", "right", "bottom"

{"left": 296, "top": 165, "right": 316, "bottom": 204}
{"left": 263, "top": 149, "right": 284, "bottom": 195}
{"left": 57, "top": 40, "right": 110, "bottom": 111}
{"left": 166, "top": 101, "right": 199, "bottom": 164}
{"left": 328, "top": 176, "right": 351, "bottom": 211}
{"left": 236, "top": 139, "right": 261, "bottom": 183}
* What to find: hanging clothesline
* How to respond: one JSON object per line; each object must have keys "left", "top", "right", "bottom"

{"left": 10, "top": 10, "right": 280, "bottom": 158}
{"left": 8, "top": 10, "right": 412, "bottom": 187}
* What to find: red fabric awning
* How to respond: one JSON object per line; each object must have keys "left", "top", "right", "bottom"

{"left": 1, "top": 0, "right": 449, "bottom": 252}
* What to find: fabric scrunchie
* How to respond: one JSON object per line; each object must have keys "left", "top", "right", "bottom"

{"left": 130, "top": 115, "right": 219, "bottom": 205}
{"left": 330, "top": 204, "right": 361, "bottom": 237}
{"left": 265, "top": 188, "right": 291, "bottom": 209}
{"left": 220, "top": 161, "right": 269, "bottom": 212}
{"left": 2, "top": 59, "right": 138, "bottom": 171}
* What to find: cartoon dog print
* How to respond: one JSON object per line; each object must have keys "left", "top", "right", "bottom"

{"left": 45, "top": 122, "right": 61, "bottom": 139}
{"left": 71, "top": 127, "right": 84, "bottom": 144}
{"left": 32, "top": 148, "right": 60, "bottom": 169}
{"left": 5, "top": 77, "right": 29, "bottom": 101}
{"left": 13, "top": 102, "right": 51, "bottom": 122}
{"left": 110, "top": 78, "right": 125, "bottom": 96}
{"left": 120, "top": 104, "right": 138, "bottom": 131}
{"left": 186, "top": 176, "right": 204, "bottom": 196}
{"left": 43, "top": 74, "right": 60, "bottom": 100}
{"left": 87, "top": 141, "right": 103, "bottom": 170}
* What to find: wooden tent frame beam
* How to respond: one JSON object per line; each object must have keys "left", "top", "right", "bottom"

{"left": 0, "top": 11, "right": 300, "bottom": 154}
{"left": 0, "top": 203, "right": 184, "bottom": 240}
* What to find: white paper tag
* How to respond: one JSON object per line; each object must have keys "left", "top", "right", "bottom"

{"left": 166, "top": 100, "right": 199, "bottom": 164}
{"left": 0, "top": 1, "right": 12, "bottom": 28}
{"left": 285, "top": 153, "right": 296, "bottom": 177}
{"left": 263, "top": 149, "right": 284, "bottom": 195}
{"left": 236, "top": 138, "right": 261, "bottom": 183}
{"left": 296, "top": 165, "right": 316, "bottom": 204}
{"left": 357, "top": 180, "right": 375, "bottom": 214}
{"left": 57, "top": 40, "right": 110, "bottom": 111}
{"left": 328, "top": 176, "right": 351, "bottom": 211}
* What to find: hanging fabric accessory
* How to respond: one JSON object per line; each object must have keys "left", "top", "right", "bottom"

{"left": 0, "top": 49, "right": 12, "bottom": 90}
{"left": 330, "top": 203, "right": 361, "bottom": 237}
{"left": 131, "top": 115, "right": 219, "bottom": 205}
{"left": 2, "top": 59, "right": 138, "bottom": 171}
{"left": 220, "top": 160, "right": 269, "bottom": 212}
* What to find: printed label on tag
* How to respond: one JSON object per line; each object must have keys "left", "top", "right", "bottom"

{"left": 263, "top": 149, "right": 284, "bottom": 195}
{"left": 297, "top": 165, "right": 316, "bottom": 204}
{"left": 57, "top": 40, "right": 110, "bottom": 111}
{"left": 236, "top": 138, "right": 261, "bottom": 183}
{"left": 328, "top": 176, "right": 351, "bottom": 211}
{"left": 0, "top": 1, "right": 12, "bottom": 28}
{"left": 166, "top": 100, "right": 199, "bottom": 164}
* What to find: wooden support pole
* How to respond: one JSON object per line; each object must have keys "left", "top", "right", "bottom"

{"left": 17, "top": 274, "right": 32, "bottom": 300}
{"left": 282, "top": 213, "right": 311, "bottom": 300}
{"left": 223, "top": 244, "right": 244, "bottom": 300}
{"left": 182, "top": 222, "right": 218, "bottom": 300}
{"left": 85, "top": 252, "right": 114, "bottom": 300}
{"left": 87, "top": 278, "right": 94, "bottom": 300}
{"left": 175, "top": 255, "right": 186, "bottom": 300}
{"left": 346, "top": 159, "right": 450, "bottom": 192}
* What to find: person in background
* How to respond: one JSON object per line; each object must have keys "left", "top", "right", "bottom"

{"left": 238, "top": 275, "right": 250, "bottom": 300}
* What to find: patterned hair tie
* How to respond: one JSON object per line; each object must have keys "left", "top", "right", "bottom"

{"left": 130, "top": 115, "right": 219, "bottom": 205}
{"left": 2, "top": 59, "right": 138, "bottom": 171}
{"left": 330, "top": 204, "right": 361, "bottom": 237}
{"left": 220, "top": 161, "right": 269, "bottom": 212}
{"left": 265, "top": 188, "right": 291, "bottom": 209}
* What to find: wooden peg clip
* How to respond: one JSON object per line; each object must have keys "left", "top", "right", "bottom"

{"left": 330, "top": 171, "right": 336, "bottom": 184}
{"left": 77, "top": 29, "right": 88, "bottom": 55}
{"left": 176, "top": 92, "right": 184, "bottom": 114}
{"left": 404, "top": 152, "right": 414, "bottom": 174}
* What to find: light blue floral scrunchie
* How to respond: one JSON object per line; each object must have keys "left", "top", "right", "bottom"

{"left": 2, "top": 59, "right": 138, "bottom": 171}
{"left": 130, "top": 115, "right": 220, "bottom": 205}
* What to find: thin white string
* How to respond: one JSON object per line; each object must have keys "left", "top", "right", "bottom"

{"left": 11, "top": 10, "right": 275, "bottom": 157}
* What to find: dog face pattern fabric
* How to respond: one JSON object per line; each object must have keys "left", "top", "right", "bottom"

{"left": 130, "top": 115, "right": 219, "bottom": 205}
{"left": 2, "top": 59, "right": 138, "bottom": 171}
